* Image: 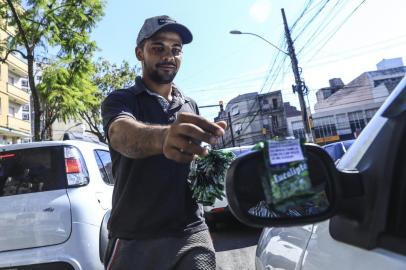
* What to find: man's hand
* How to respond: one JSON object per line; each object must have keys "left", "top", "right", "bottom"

{"left": 162, "top": 112, "right": 227, "bottom": 163}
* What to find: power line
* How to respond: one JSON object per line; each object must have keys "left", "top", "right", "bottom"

{"left": 296, "top": 0, "right": 349, "bottom": 55}
{"left": 291, "top": 0, "right": 316, "bottom": 31}
{"left": 306, "top": 0, "right": 368, "bottom": 63}
{"left": 292, "top": 0, "right": 334, "bottom": 42}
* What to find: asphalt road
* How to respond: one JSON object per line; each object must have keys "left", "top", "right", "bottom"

{"left": 210, "top": 218, "right": 262, "bottom": 270}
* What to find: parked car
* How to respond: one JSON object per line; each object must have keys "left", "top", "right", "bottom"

{"left": 225, "top": 76, "right": 406, "bottom": 270}
{"left": 322, "top": 139, "right": 355, "bottom": 162}
{"left": 204, "top": 145, "right": 255, "bottom": 228}
{"left": 0, "top": 140, "right": 113, "bottom": 270}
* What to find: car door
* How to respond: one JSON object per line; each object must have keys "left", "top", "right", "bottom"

{"left": 0, "top": 146, "right": 72, "bottom": 252}
{"left": 256, "top": 225, "right": 314, "bottom": 270}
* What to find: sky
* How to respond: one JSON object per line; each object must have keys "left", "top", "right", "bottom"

{"left": 91, "top": 0, "right": 406, "bottom": 120}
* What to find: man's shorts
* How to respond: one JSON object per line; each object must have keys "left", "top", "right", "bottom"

{"left": 104, "top": 229, "right": 216, "bottom": 270}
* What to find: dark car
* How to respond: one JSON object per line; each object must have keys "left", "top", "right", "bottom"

{"left": 322, "top": 139, "right": 354, "bottom": 162}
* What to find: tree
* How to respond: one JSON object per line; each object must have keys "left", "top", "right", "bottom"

{"left": 37, "top": 58, "right": 98, "bottom": 140}
{"left": 0, "top": 0, "right": 104, "bottom": 141}
{"left": 80, "top": 58, "right": 137, "bottom": 142}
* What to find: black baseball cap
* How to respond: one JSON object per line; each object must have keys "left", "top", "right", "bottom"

{"left": 136, "top": 15, "right": 193, "bottom": 47}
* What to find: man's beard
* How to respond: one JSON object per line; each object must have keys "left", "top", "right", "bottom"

{"left": 144, "top": 62, "right": 178, "bottom": 84}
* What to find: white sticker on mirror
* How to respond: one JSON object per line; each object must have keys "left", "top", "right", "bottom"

{"left": 268, "top": 139, "right": 304, "bottom": 165}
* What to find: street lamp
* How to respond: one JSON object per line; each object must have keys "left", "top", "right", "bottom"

{"left": 229, "top": 30, "right": 288, "bottom": 55}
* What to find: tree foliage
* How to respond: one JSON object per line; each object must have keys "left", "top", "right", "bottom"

{"left": 37, "top": 59, "right": 98, "bottom": 140}
{"left": 0, "top": 0, "right": 105, "bottom": 141}
{"left": 80, "top": 58, "right": 137, "bottom": 142}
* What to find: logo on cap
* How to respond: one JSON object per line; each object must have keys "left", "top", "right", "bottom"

{"left": 158, "top": 18, "right": 176, "bottom": 25}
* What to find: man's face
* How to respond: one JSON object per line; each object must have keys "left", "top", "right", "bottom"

{"left": 136, "top": 31, "right": 183, "bottom": 84}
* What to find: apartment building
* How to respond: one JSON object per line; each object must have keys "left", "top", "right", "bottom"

{"left": 215, "top": 90, "right": 287, "bottom": 148}
{"left": 0, "top": 21, "right": 31, "bottom": 144}
{"left": 288, "top": 58, "right": 405, "bottom": 144}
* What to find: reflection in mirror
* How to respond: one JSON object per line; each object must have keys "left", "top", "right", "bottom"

{"left": 228, "top": 139, "right": 332, "bottom": 223}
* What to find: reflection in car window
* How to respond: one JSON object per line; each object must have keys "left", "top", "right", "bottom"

{"left": 94, "top": 150, "right": 114, "bottom": 185}
{"left": 0, "top": 147, "right": 65, "bottom": 197}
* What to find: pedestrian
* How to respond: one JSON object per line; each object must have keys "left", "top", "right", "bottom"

{"left": 101, "top": 15, "right": 227, "bottom": 270}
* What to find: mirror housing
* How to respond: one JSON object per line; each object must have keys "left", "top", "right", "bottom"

{"left": 225, "top": 143, "right": 342, "bottom": 228}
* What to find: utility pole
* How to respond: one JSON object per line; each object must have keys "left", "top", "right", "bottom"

{"left": 281, "top": 8, "right": 313, "bottom": 142}
{"left": 227, "top": 112, "right": 236, "bottom": 147}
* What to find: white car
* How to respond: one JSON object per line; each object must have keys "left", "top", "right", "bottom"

{"left": 0, "top": 140, "right": 113, "bottom": 270}
{"left": 226, "top": 76, "right": 406, "bottom": 269}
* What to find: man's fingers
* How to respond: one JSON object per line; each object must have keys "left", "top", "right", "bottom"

{"left": 177, "top": 112, "right": 225, "bottom": 136}
{"left": 171, "top": 136, "right": 209, "bottom": 156}
{"left": 175, "top": 123, "right": 219, "bottom": 145}
{"left": 164, "top": 147, "right": 196, "bottom": 163}
{"left": 215, "top": 121, "right": 227, "bottom": 130}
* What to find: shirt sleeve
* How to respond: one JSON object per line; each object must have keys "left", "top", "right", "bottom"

{"left": 101, "top": 91, "right": 137, "bottom": 141}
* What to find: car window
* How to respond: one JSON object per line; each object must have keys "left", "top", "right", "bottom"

{"left": 94, "top": 150, "right": 114, "bottom": 185}
{"left": 0, "top": 146, "right": 66, "bottom": 197}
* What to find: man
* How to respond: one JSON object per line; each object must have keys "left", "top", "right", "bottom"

{"left": 101, "top": 15, "right": 226, "bottom": 270}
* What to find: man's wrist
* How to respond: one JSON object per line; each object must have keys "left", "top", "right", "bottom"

{"left": 159, "top": 126, "right": 170, "bottom": 154}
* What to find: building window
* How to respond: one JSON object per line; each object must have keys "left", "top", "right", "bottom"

{"left": 348, "top": 111, "right": 366, "bottom": 133}
{"left": 22, "top": 104, "right": 30, "bottom": 112}
{"left": 8, "top": 76, "right": 15, "bottom": 85}
{"left": 21, "top": 79, "right": 28, "bottom": 88}
{"left": 335, "top": 113, "right": 348, "bottom": 131}
{"left": 262, "top": 99, "right": 269, "bottom": 105}
{"left": 22, "top": 113, "right": 30, "bottom": 120}
{"left": 313, "top": 116, "right": 337, "bottom": 139}
{"left": 292, "top": 120, "right": 305, "bottom": 139}
{"left": 293, "top": 128, "right": 305, "bottom": 139}
{"left": 8, "top": 106, "right": 15, "bottom": 117}
{"left": 272, "top": 98, "right": 278, "bottom": 109}
{"left": 272, "top": 115, "right": 279, "bottom": 128}
{"left": 365, "top": 108, "right": 379, "bottom": 123}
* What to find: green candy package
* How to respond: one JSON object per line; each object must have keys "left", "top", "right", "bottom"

{"left": 259, "top": 138, "right": 315, "bottom": 211}
{"left": 187, "top": 150, "right": 236, "bottom": 206}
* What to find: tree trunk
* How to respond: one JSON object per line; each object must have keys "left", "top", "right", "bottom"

{"left": 27, "top": 55, "right": 42, "bottom": 141}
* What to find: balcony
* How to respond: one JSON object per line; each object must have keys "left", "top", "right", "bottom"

{"left": 7, "top": 115, "right": 31, "bottom": 134}
{"left": 7, "top": 83, "right": 30, "bottom": 104}
{"left": 7, "top": 53, "right": 28, "bottom": 77}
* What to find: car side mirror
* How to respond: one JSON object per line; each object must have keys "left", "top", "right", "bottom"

{"left": 225, "top": 143, "right": 340, "bottom": 228}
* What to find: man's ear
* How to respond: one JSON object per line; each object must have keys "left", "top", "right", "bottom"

{"left": 135, "top": 47, "right": 144, "bottom": 61}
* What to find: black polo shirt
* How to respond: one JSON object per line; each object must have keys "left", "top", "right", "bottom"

{"left": 101, "top": 76, "right": 207, "bottom": 240}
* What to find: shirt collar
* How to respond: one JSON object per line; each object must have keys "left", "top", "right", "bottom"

{"left": 130, "top": 76, "right": 190, "bottom": 102}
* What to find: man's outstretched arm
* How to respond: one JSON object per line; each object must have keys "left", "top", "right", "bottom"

{"left": 108, "top": 112, "right": 227, "bottom": 163}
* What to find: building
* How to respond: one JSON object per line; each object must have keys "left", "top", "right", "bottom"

{"left": 0, "top": 19, "right": 31, "bottom": 144}
{"left": 215, "top": 90, "right": 287, "bottom": 148}
{"left": 289, "top": 58, "right": 405, "bottom": 144}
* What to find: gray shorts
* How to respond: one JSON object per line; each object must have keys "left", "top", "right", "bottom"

{"left": 105, "top": 229, "right": 216, "bottom": 270}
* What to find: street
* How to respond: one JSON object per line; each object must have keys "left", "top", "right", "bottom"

{"left": 211, "top": 218, "right": 262, "bottom": 270}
